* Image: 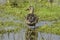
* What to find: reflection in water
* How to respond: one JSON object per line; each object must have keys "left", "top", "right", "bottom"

{"left": 38, "top": 32, "right": 60, "bottom": 40}
{"left": 0, "top": 29, "right": 60, "bottom": 40}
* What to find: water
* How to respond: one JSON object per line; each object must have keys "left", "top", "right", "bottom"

{"left": 28, "top": 21, "right": 55, "bottom": 29}
{"left": 0, "top": 0, "right": 6, "bottom": 5}
{"left": 0, "top": 29, "right": 26, "bottom": 40}
{"left": 0, "top": 14, "right": 60, "bottom": 40}
{"left": 38, "top": 32, "right": 60, "bottom": 40}
{"left": 0, "top": 19, "right": 60, "bottom": 40}
{"left": 0, "top": 29, "right": 60, "bottom": 40}
{"left": 36, "top": 21, "right": 53, "bottom": 26}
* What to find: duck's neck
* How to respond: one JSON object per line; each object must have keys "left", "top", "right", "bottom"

{"left": 29, "top": 8, "right": 34, "bottom": 14}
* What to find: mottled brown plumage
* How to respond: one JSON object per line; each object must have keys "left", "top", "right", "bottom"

{"left": 25, "top": 6, "right": 39, "bottom": 26}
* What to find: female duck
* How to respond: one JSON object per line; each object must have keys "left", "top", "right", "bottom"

{"left": 25, "top": 6, "right": 39, "bottom": 26}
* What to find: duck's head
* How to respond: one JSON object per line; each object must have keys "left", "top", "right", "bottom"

{"left": 26, "top": 6, "right": 34, "bottom": 14}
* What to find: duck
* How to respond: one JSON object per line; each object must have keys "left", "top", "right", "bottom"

{"left": 25, "top": 6, "right": 39, "bottom": 26}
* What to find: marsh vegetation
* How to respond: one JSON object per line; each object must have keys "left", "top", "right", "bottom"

{"left": 0, "top": 0, "right": 60, "bottom": 40}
